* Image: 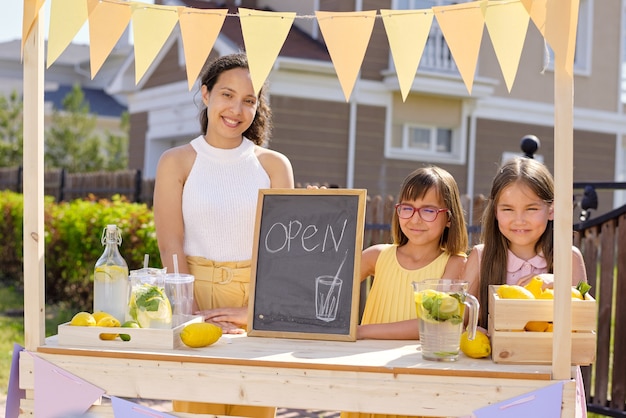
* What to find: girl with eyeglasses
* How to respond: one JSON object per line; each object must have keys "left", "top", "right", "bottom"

{"left": 354, "top": 166, "right": 468, "bottom": 342}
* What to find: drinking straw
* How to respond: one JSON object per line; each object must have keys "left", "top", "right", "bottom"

{"left": 322, "top": 250, "right": 348, "bottom": 314}
{"left": 173, "top": 254, "right": 179, "bottom": 276}
{"left": 143, "top": 254, "right": 149, "bottom": 269}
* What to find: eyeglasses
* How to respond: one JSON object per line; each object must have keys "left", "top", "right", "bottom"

{"left": 395, "top": 204, "right": 450, "bottom": 222}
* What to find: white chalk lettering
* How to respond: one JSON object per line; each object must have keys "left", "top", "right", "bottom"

{"left": 263, "top": 218, "right": 348, "bottom": 254}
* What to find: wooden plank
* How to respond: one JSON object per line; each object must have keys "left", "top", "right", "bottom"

{"left": 610, "top": 213, "right": 626, "bottom": 410}
{"left": 594, "top": 219, "right": 616, "bottom": 405}
{"left": 20, "top": 350, "right": 573, "bottom": 416}
{"left": 580, "top": 226, "right": 599, "bottom": 400}
{"left": 22, "top": 0, "right": 45, "bottom": 351}
{"left": 553, "top": 51, "right": 574, "bottom": 380}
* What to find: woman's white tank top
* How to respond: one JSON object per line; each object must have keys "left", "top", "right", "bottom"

{"left": 182, "top": 136, "right": 270, "bottom": 262}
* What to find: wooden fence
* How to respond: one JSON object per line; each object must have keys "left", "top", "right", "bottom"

{"left": 0, "top": 167, "right": 155, "bottom": 205}
{"left": 1, "top": 168, "right": 485, "bottom": 241}
{"left": 574, "top": 204, "right": 626, "bottom": 417}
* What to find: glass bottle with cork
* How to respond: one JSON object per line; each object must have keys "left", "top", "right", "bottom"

{"left": 93, "top": 224, "right": 129, "bottom": 322}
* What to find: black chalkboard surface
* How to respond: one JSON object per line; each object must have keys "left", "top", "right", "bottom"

{"left": 247, "top": 189, "right": 366, "bottom": 341}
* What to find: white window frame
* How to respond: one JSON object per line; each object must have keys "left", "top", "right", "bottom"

{"left": 386, "top": 123, "right": 465, "bottom": 164}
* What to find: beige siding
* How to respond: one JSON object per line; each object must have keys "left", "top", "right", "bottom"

{"left": 128, "top": 112, "right": 148, "bottom": 171}
{"left": 143, "top": 42, "right": 187, "bottom": 89}
{"left": 479, "top": 1, "right": 621, "bottom": 112}
{"left": 361, "top": 0, "right": 392, "bottom": 81}
{"left": 474, "top": 119, "right": 616, "bottom": 217}
{"left": 270, "top": 96, "right": 350, "bottom": 187}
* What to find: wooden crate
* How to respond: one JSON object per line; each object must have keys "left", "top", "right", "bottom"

{"left": 488, "top": 285, "right": 597, "bottom": 365}
{"left": 58, "top": 315, "right": 203, "bottom": 350}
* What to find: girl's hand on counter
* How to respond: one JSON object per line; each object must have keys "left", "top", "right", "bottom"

{"left": 198, "top": 306, "right": 248, "bottom": 334}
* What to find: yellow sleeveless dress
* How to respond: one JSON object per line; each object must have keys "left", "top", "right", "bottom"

{"left": 341, "top": 244, "right": 450, "bottom": 418}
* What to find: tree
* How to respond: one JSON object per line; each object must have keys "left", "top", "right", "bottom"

{"left": 0, "top": 90, "right": 24, "bottom": 168}
{"left": 45, "top": 84, "right": 128, "bottom": 172}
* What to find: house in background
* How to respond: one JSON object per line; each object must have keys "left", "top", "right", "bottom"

{"left": 106, "top": 0, "right": 626, "bottom": 221}
{"left": 0, "top": 38, "right": 129, "bottom": 137}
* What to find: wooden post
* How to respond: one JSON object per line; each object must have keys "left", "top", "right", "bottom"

{"left": 22, "top": 6, "right": 46, "bottom": 350}
{"left": 552, "top": 54, "right": 574, "bottom": 381}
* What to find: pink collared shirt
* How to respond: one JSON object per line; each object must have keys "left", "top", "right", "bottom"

{"left": 505, "top": 250, "right": 548, "bottom": 284}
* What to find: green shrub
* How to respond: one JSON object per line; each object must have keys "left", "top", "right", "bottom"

{"left": 0, "top": 191, "right": 160, "bottom": 310}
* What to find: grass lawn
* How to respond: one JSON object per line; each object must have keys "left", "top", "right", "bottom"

{"left": 0, "top": 285, "right": 73, "bottom": 395}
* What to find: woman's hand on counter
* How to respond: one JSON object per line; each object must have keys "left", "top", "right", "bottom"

{"left": 198, "top": 306, "right": 248, "bottom": 334}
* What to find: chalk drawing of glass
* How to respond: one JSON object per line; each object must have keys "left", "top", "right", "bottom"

{"left": 315, "top": 250, "right": 347, "bottom": 322}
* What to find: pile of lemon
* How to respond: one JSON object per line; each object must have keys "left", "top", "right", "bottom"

{"left": 70, "top": 311, "right": 140, "bottom": 341}
{"left": 495, "top": 277, "right": 591, "bottom": 333}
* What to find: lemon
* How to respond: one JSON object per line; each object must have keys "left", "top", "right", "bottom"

{"left": 537, "top": 288, "right": 554, "bottom": 299}
{"left": 545, "top": 323, "right": 554, "bottom": 332}
{"left": 97, "top": 316, "right": 121, "bottom": 340}
{"left": 460, "top": 330, "right": 491, "bottom": 359}
{"left": 524, "top": 276, "right": 544, "bottom": 298}
{"left": 496, "top": 285, "right": 535, "bottom": 299}
{"left": 524, "top": 321, "right": 550, "bottom": 332}
{"left": 120, "top": 320, "right": 140, "bottom": 341}
{"left": 180, "top": 323, "right": 222, "bottom": 348}
{"left": 92, "top": 311, "right": 114, "bottom": 323}
{"left": 70, "top": 312, "right": 96, "bottom": 326}
{"left": 571, "top": 288, "right": 584, "bottom": 300}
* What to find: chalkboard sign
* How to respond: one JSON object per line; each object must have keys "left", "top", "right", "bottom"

{"left": 247, "top": 189, "right": 366, "bottom": 341}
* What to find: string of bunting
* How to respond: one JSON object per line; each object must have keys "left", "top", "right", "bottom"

{"left": 22, "top": 0, "right": 575, "bottom": 101}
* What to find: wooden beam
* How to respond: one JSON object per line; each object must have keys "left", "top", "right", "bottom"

{"left": 22, "top": 3, "right": 45, "bottom": 350}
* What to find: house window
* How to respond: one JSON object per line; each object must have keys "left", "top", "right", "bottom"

{"left": 387, "top": 124, "right": 463, "bottom": 164}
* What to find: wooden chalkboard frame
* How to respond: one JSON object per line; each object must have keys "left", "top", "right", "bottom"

{"left": 247, "top": 188, "right": 367, "bottom": 341}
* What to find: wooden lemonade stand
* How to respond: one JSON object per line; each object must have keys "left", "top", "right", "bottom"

{"left": 18, "top": 1, "right": 592, "bottom": 416}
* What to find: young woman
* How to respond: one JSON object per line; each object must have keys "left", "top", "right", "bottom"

{"left": 153, "top": 52, "right": 294, "bottom": 417}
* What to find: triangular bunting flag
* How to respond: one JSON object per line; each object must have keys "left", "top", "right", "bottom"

{"left": 239, "top": 8, "right": 296, "bottom": 95}
{"left": 316, "top": 10, "right": 377, "bottom": 101}
{"left": 433, "top": 1, "right": 486, "bottom": 94}
{"left": 87, "top": 0, "right": 133, "bottom": 79}
{"left": 5, "top": 344, "right": 25, "bottom": 418}
{"left": 21, "top": 0, "right": 46, "bottom": 58}
{"left": 546, "top": 0, "right": 579, "bottom": 74}
{"left": 381, "top": 9, "right": 434, "bottom": 101}
{"left": 132, "top": 3, "right": 180, "bottom": 84}
{"left": 178, "top": 7, "right": 227, "bottom": 90}
{"left": 521, "top": 0, "right": 546, "bottom": 37}
{"left": 47, "top": 0, "right": 89, "bottom": 68}
{"left": 33, "top": 354, "right": 105, "bottom": 418}
{"left": 484, "top": 0, "right": 530, "bottom": 92}
{"left": 473, "top": 382, "right": 564, "bottom": 417}
{"left": 111, "top": 396, "right": 178, "bottom": 417}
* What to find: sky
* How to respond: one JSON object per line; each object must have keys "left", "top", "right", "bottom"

{"left": 0, "top": 1, "right": 155, "bottom": 44}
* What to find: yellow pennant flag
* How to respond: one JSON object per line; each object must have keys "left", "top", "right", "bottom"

{"left": 47, "top": 0, "right": 89, "bottom": 68}
{"left": 484, "top": 0, "right": 529, "bottom": 92}
{"left": 132, "top": 3, "right": 180, "bottom": 84}
{"left": 239, "top": 8, "right": 296, "bottom": 95}
{"left": 522, "top": 0, "right": 577, "bottom": 75}
{"left": 87, "top": 0, "right": 132, "bottom": 79}
{"left": 381, "top": 9, "right": 434, "bottom": 102}
{"left": 178, "top": 8, "right": 227, "bottom": 90}
{"left": 316, "top": 10, "right": 377, "bottom": 101}
{"left": 546, "top": 0, "right": 578, "bottom": 74}
{"left": 21, "top": 0, "right": 46, "bottom": 58}
{"left": 521, "top": 0, "right": 546, "bottom": 36}
{"left": 433, "top": 1, "right": 486, "bottom": 95}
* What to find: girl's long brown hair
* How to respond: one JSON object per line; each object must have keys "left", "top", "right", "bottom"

{"left": 478, "top": 157, "right": 554, "bottom": 327}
